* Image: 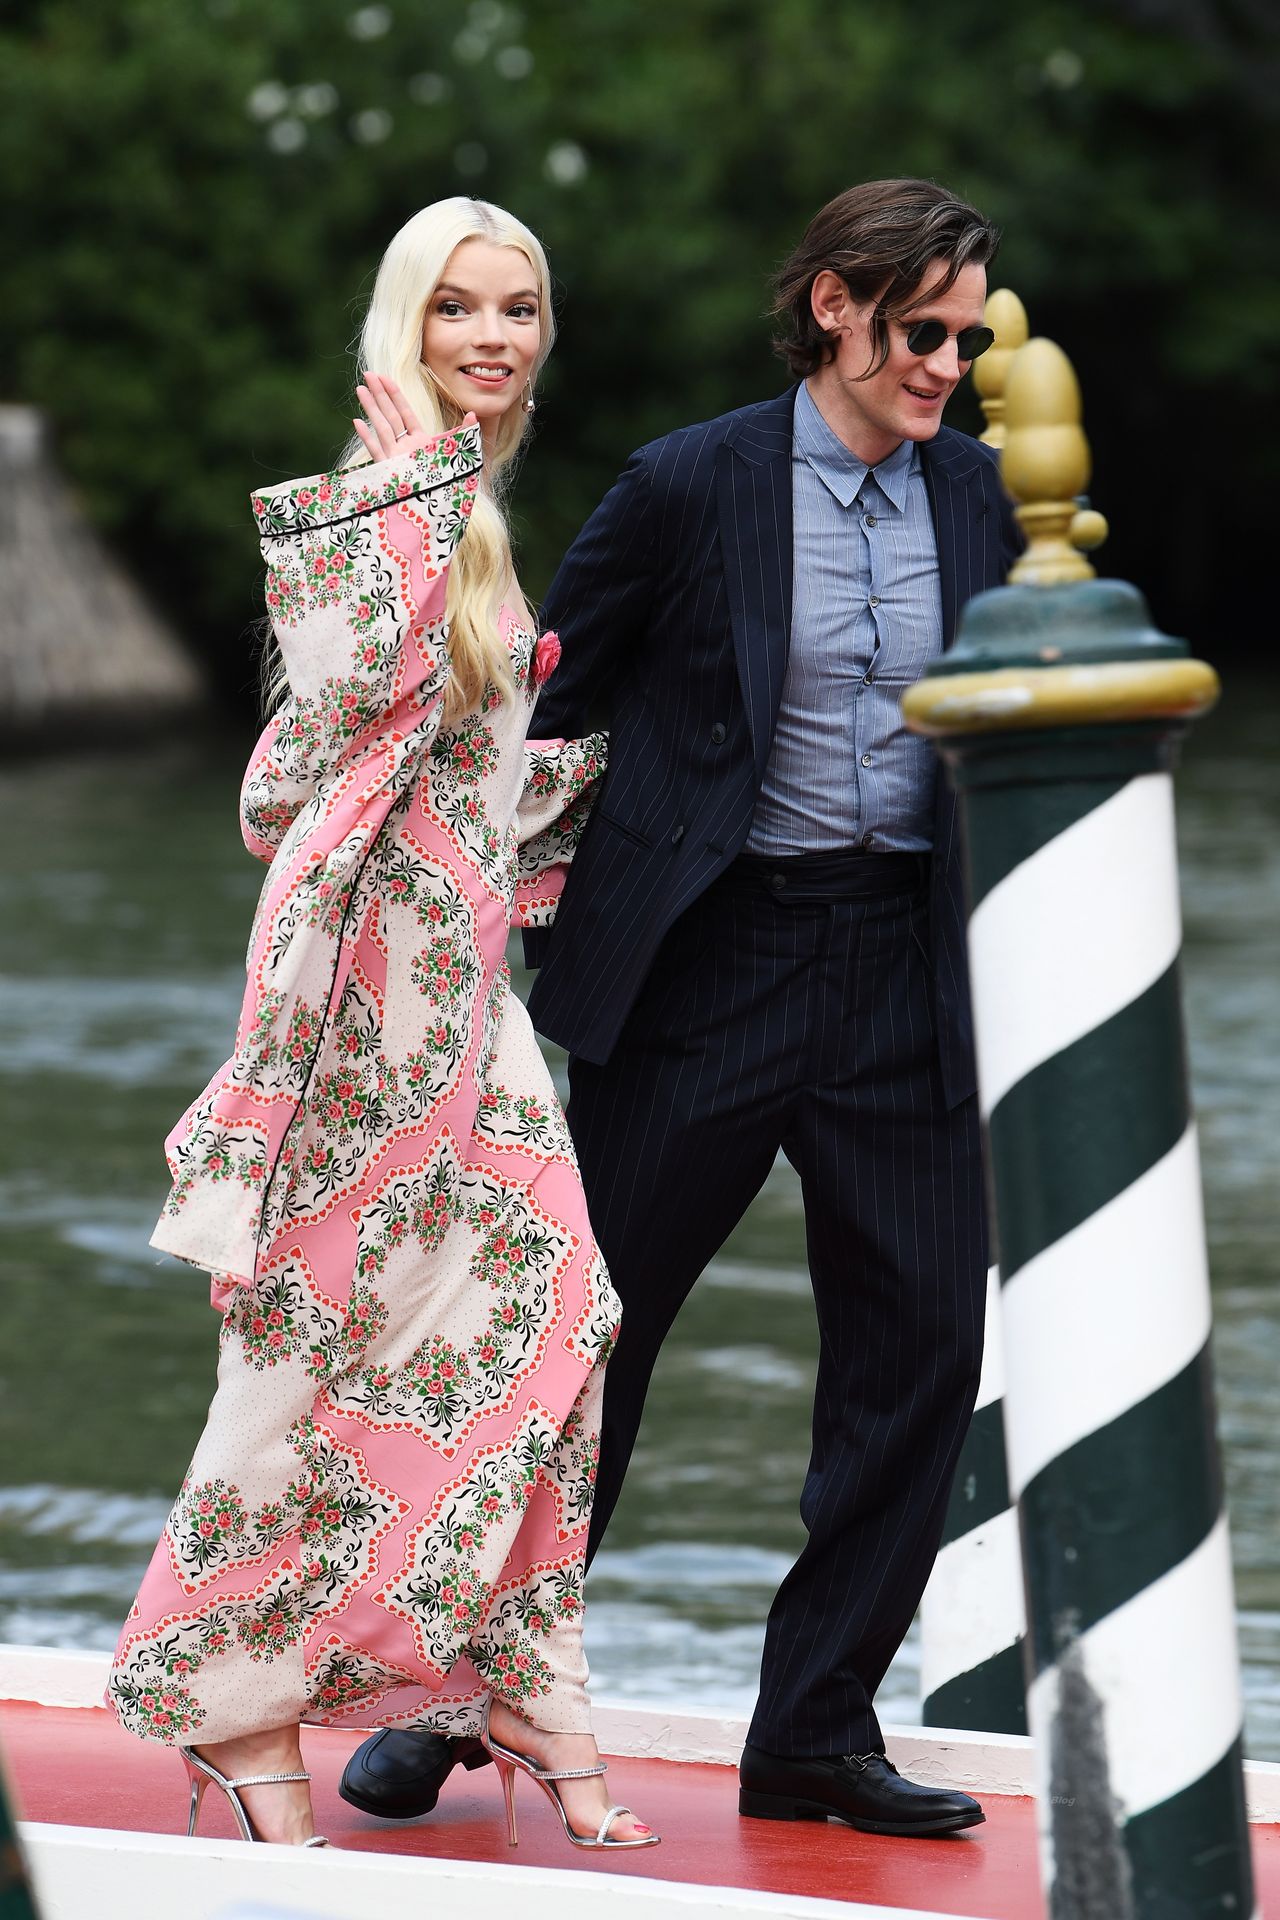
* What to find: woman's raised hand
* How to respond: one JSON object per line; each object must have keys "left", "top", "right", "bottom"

{"left": 353, "top": 373, "right": 477, "bottom": 463}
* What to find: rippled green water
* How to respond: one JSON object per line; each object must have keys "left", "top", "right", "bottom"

{"left": 2, "top": 679, "right": 1277, "bottom": 1749}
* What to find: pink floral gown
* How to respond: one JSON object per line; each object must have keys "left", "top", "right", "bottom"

{"left": 107, "top": 423, "right": 617, "bottom": 1746}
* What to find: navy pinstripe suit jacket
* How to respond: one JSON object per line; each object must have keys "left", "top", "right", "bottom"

{"left": 525, "top": 384, "right": 1022, "bottom": 1108}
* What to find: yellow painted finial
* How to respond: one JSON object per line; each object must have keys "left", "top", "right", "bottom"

{"left": 1070, "top": 505, "right": 1109, "bottom": 553}
{"left": 974, "top": 288, "right": 1028, "bottom": 449}
{"left": 1002, "top": 338, "right": 1097, "bottom": 587}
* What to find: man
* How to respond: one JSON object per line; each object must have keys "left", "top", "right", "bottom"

{"left": 343, "top": 177, "right": 1019, "bottom": 1836}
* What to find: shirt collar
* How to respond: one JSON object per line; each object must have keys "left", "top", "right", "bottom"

{"left": 793, "top": 380, "right": 919, "bottom": 510}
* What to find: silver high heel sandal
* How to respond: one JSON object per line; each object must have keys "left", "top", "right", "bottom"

{"left": 180, "top": 1746, "right": 330, "bottom": 1847}
{"left": 478, "top": 1699, "right": 660, "bottom": 1850}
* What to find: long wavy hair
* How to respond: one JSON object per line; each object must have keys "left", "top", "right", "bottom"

{"left": 264, "top": 197, "right": 554, "bottom": 723}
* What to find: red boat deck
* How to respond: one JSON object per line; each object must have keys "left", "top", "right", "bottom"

{"left": 5, "top": 1700, "right": 1280, "bottom": 1917}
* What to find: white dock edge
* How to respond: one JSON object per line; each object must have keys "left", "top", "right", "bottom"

{"left": 5, "top": 1642, "right": 1280, "bottom": 1822}
{"left": 20, "top": 1824, "right": 996, "bottom": 1920}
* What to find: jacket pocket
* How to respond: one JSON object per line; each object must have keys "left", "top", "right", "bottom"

{"left": 594, "top": 806, "right": 654, "bottom": 851}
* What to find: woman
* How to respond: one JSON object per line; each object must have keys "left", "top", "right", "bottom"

{"left": 107, "top": 198, "right": 656, "bottom": 1854}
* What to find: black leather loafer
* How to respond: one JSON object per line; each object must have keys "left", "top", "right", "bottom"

{"left": 339, "top": 1727, "right": 490, "bottom": 1820}
{"left": 739, "top": 1745, "right": 984, "bottom": 1836}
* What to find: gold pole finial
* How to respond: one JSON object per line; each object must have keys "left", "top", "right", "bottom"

{"left": 974, "top": 288, "right": 1028, "bottom": 448}
{"left": 1003, "top": 338, "right": 1097, "bottom": 587}
{"left": 1070, "top": 505, "right": 1109, "bottom": 553}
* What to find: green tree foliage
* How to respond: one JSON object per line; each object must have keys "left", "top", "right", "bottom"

{"left": 1, "top": 0, "right": 1275, "bottom": 703}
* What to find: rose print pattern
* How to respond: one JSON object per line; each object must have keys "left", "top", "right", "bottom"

{"left": 474, "top": 1082, "right": 576, "bottom": 1163}
{"left": 163, "top": 1096, "right": 270, "bottom": 1219}
{"left": 109, "top": 1676, "right": 206, "bottom": 1739}
{"left": 376, "top": 832, "right": 471, "bottom": 934}
{"left": 472, "top": 1559, "right": 586, "bottom": 1710}
{"left": 472, "top": 1633, "right": 556, "bottom": 1707}
{"left": 169, "top": 1479, "right": 249, "bottom": 1578}
{"left": 310, "top": 1060, "right": 393, "bottom": 1146}
{"left": 396, "top": 1022, "right": 470, "bottom": 1125}
{"left": 222, "top": 1249, "right": 386, "bottom": 1383}
{"left": 411, "top": 932, "right": 481, "bottom": 1012}
{"left": 412, "top": 1155, "right": 464, "bottom": 1255}
{"left": 237, "top": 1579, "right": 311, "bottom": 1663}
{"left": 112, "top": 428, "right": 617, "bottom": 1745}
{"left": 513, "top": 730, "right": 607, "bottom": 930}
{"left": 309, "top": 979, "right": 398, "bottom": 1147}
{"left": 223, "top": 1259, "right": 336, "bottom": 1374}
{"left": 149, "top": 1610, "right": 240, "bottom": 1684}
{"left": 545, "top": 1396, "right": 602, "bottom": 1532}
{"left": 230, "top": 992, "right": 331, "bottom": 1102}
{"left": 429, "top": 713, "right": 502, "bottom": 786}
{"left": 251, "top": 431, "right": 479, "bottom": 538}
{"left": 563, "top": 1249, "right": 623, "bottom": 1372}
{"left": 305, "top": 1636, "right": 421, "bottom": 1722}
{"left": 248, "top": 1416, "right": 409, "bottom": 1607}
{"left": 295, "top": 832, "right": 375, "bottom": 937}
{"left": 331, "top": 1183, "right": 568, "bottom": 1451}
{"left": 376, "top": 1417, "right": 548, "bottom": 1668}
{"left": 350, "top": 1141, "right": 465, "bottom": 1289}
{"left": 279, "top": 1134, "right": 368, "bottom": 1224}
{"left": 475, "top": 960, "right": 509, "bottom": 1087}
{"left": 429, "top": 785, "right": 507, "bottom": 893}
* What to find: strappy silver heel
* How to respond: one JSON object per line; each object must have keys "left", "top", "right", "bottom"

{"left": 179, "top": 1746, "right": 330, "bottom": 1847}
{"left": 478, "top": 1698, "right": 659, "bottom": 1850}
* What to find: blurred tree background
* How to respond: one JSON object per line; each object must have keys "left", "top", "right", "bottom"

{"left": 1, "top": 0, "right": 1275, "bottom": 710}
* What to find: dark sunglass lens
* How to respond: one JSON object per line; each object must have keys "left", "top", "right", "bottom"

{"left": 956, "top": 326, "right": 995, "bottom": 360}
{"left": 905, "top": 319, "right": 947, "bottom": 355}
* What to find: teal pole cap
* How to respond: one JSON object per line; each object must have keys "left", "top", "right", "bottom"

{"left": 929, "top": 579, "right": 1186, "bottom": 680}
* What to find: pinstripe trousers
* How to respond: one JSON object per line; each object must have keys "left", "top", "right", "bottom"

{"left": 570, "top": 849, "right": 987, "bottom": 1759}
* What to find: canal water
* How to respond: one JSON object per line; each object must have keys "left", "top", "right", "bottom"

{"left": 2, "top": 678, "right": 1277, "bottom": 1750}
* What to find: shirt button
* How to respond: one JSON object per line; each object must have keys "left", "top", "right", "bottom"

{"left": 868, "top": 595, "right": 880, "bottom": 608}
{"left": 710, "top": 721, "right": 727, "bottom": 744}
{"left": 861, "top": 752, "right": 873, "bottom": 767}
{"left": 861, "top": 832, "right": 874, "bottom": 847}
{"left": 864, "top": 513, "right": 878, "bottom": 527}
{"left": 863, "top": 670, "right": 874, "bottom": 685}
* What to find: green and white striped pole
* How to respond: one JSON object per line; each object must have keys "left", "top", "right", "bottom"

{"left": 920, "top": 1268, "right": 1027, "bottom": 1733}
{"left": 904, "top": 338, "right": 1254, "bottom": 1917}
{"left": 919, "top": 287, "right": 1036, "bottom": 1742}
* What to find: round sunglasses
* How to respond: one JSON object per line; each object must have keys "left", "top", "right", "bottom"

{"left": 901, "top": 317, "right": 995, "bottom": 361}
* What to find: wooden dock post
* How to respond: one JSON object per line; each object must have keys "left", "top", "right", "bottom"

{"left": 0, "top": 405, "right": 205, "bottom": 743}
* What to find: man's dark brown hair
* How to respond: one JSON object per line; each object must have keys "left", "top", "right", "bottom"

{"left": 773, "top": 178, "right": 1000, "bottom": 382}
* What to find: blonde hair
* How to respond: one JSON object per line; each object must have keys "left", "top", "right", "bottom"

{"left": 265, "top": 196, "right": 554, "bottom": 724}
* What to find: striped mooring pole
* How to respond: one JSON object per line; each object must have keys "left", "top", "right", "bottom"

{"left": 920, "top": 1267, "right": 1027, "bottom": 1732}
{"left": 920, "top": 289, "right": 1034, "bottom": 1739}
{"left": 919, "top": 288, "right": 1108, "bottom": 1738}
{"left": 904, "top": 336, "right": 1255, "bottom": 1917}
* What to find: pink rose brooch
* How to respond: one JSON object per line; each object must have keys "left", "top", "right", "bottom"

{"left": 532, "top": 630, "right": 562, "bottom": 689}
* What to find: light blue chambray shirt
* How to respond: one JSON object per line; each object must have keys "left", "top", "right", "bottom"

{"left": 745, "top": 380, "right": 943, "bottom": 856}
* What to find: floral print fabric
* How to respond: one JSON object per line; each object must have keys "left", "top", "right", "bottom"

{"left": 108, "top": 427, "right": 616, "bottom": 1743}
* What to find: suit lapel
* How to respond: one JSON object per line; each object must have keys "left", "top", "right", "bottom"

{"left": 921, "top": 428, "right": 995, "bottom": 650}
{"left": 921, "top": 428, "right": 1004, "bottom": 856}
{"left": 717, "top": 390, "right": 795, "bottom": 784}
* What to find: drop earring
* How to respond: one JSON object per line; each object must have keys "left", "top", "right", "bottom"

{"left": 521, "top": 384, "right": 536, "bottom": 415}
